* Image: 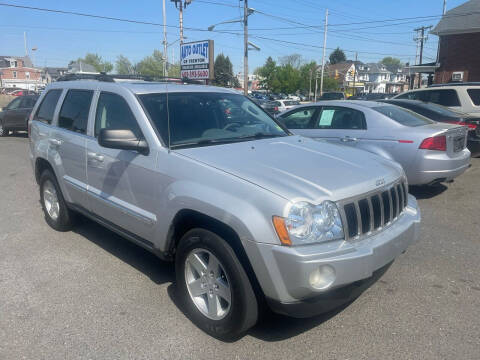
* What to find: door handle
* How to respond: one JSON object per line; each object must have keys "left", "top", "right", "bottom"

{"left": 87, "top": 152, "right": 104, "bottom": 162}
{"left": 341, "top": 136, "right": 358, "bottom": 142}
{"left": 48, "top": 138, "right": 62, "bottom": 147}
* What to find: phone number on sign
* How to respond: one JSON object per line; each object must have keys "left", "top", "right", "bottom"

{"left": 181, "top": 69, "right": 210, "bottom": 79}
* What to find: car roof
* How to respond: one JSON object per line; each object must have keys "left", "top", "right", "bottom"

{"left": 45, "top": 80, "right": 241, "bottom": 95}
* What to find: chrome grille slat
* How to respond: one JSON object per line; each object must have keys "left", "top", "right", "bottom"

{"left": 340, "top": 179, "right": 407, "bottom": 241}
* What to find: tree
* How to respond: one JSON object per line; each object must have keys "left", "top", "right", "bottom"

{"left": 381, "top": 57, "right": 403, "bottom": 73}
{"left": 115, "top": 55, "right": 134, "bottom": 75}
{"left": 136, "top": 50, "right": 165, "bottom": 77}
{"left": 329, "top": 47, "right": 346, "bottom": 65}
{"left": 74, "top": 53, "right": 113, "bottom": 73}
{"left": 213, "top": 53, "right": 237, "bottom": 87}
{"left": 256, "top": 56, "right": 277, "bottom": 92}
{"left": 279, "top": 54, "right": 303, "bottom": 69}
{"left": 299, "top": 61, "right": 318, "bottom": 95}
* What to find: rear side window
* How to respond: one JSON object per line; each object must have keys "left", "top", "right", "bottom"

{"left": 424, "top": 89, "right": 460, "bottom": 107}
{"left": 280, "top": 108, "right": 316, "bottom": 129}
{"left": 6, "top": 97, "right": 22, "bottom": 110}
{"left": 58, "top": 90, "right": 93, "bottom": 134}
{"left": 36, "top": 89, "right": 62, "bottom": 124}
{"left": 396, "top": 91, "right": 422, "bottom": 100}
{"left": 373, "top": 106, "right": 433, "bottom": 127}
{"left": 95, "top": 92, "right": 141, "bottom": 138}
{"left": 467, "top": 89, "right": 480, "bottom": 105}
{"left": 20, "top": 97, "right": 38, "bottom": 108}
{"left": 314, "top": 106, "right": 366, "bottom": 130}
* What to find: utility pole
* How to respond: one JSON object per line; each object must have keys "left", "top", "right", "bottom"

{"left": 353, "top": 52, "right": 358, "bottom": 96}
{"left": 309, "top": 68, "right": 312, "bottom": 101}
{"left": 24, "top": 32, "right": 28, "bottom": 56}
{"left": 318, "top": 8, "right": 328, "bottom": 101}
{"left": 443, "top": 0, "right": 447, "bottom": 15}
{"left": 163, "top": 0, "right": 168, "bottom": 77}
{"left": 414, "top": 25, "right": 432, "bottom": 88}
{"left": 243, "top": 0, "right": 248, "bottom": 96}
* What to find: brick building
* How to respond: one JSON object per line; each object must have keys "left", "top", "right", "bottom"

{"left": 0, "top": 55, "right": 44, "bottom": 90}
{"left": 432, "top": 0, "right": 480, "bottom": 83}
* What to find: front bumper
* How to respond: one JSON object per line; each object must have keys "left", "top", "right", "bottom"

{"left": 251, "top": 195, "right": 420, "bottom": 316}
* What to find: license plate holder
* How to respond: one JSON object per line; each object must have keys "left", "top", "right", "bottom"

{"left": 453, "top": 136, "right": 464, "bottom": 152}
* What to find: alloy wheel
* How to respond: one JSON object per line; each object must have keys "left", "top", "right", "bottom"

{"left": 43, "top": 180, "right": 60, "bottom": 221}
{"left": 184, "top": 248, "right": 232, "bottom": 320}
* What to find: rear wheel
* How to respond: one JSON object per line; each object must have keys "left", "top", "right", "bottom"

{"left": 175, "top": 228, "right": 258, "bottom": 339}
{"left": 0, "top": 122, "right": 8, "bottom": 137}
{"left": 39, "top": 170, "right": 75, "bottom": 231}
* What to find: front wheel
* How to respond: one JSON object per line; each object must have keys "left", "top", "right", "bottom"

{"left": 175, "top": 228, "right": 258, "bottom": 339}
{"left": 0, "top": 122, "right": 8, "bottom": 137}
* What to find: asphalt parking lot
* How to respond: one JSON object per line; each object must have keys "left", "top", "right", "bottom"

{"left": 1, "top": 135, "right": 479, "bottom": 360}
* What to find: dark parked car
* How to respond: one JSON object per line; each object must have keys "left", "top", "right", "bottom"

{"left": 319, "top": 92, "right": 345, "bottom": 100}
{"left": 380, "top": 99, "right": 480, "bottom": 157}
{"left": 349, "top": 93, "right": 397, "bottom": 100}
{"left": 257, "top": 99, "right": 280, "bottom": 115}
{"left": 0, "top": 95, "right": 39, "bottom": 136}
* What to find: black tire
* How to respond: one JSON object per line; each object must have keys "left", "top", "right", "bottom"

{"left": 0, "top": 122, "right": 8, "bottom": 137}
{"left": 39, "top": 169, "right": 75, "bottom": 231}
{"left": 175, "top": 228, "right": 258, "bottom": 340}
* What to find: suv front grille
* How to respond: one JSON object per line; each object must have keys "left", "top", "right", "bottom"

{"left": 340, "top": 179, "right": 408, "bottom": 241}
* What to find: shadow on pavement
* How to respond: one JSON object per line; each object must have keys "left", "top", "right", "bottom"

{"left": 409, "top": 184, "right": 448, "bottom": 200}
{"left": 73, "top": 217, "right": 175, "bottom": 285}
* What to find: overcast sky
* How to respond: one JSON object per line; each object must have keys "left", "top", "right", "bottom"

{"left": 0, "top": 0, "right": 467, "bottom": 73}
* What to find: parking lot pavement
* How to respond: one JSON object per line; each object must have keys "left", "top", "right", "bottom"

{"left": 1, "top": 135, "right": 479, "bottom": 360}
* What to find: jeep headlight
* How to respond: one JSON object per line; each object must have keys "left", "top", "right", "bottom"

{"left": 274, "top": 201, "right": 344, "bottom": 245}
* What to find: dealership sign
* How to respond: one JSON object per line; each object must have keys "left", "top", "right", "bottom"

{"left": 180, "top": 40, "right": 214, "bottom": 80}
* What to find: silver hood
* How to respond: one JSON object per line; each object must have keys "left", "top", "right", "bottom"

{"left": 176, "top": 135, "right": 404, "bottom": 202}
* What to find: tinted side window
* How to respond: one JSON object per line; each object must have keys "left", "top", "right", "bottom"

{"left": 396, "top": 91, "right": 422, "bottom": 100}
{"left": 36, "top": 89, "right": 62, "bottom": 124}
{"left": 280, "top": 108, "right": 316, "bottom": 129}
{"left": 20, "top": 97, "right": 37, "bottom": 108}
{"left": 314, "top": 107, "right": 366, "bottom": 130}
{"left": 467, "top": 89, "right": 480, "bottom": 105}
{"left": 424, "top": 89, "right": 460, "bottom": 107}
{"left": 6, "top": 97, "right": 22, "bottom": 110}
{"left": 95, "top": 92, "right": 141, "bottom": 138}
{"left": 58, "top": 90, "right": 93, "bottom": 134}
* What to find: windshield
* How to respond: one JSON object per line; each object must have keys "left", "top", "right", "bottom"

{"left": 139, "top": 92, "right": 288, "bottom": 148}
{"left": 373, "top": 105, "right": 434, "bottom": 127}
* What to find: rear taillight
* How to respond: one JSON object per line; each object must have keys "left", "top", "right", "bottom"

{"left": 445, "top": 120, "right": 477, "bottom": 130}
{"left": 419, "top": 135, "right": 446, "bottom": 151}
{"left": 274, "top": 106, "right": 278, "bottom": 111}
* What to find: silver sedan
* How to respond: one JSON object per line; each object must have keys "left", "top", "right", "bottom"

{"left": 278, "top": 100, "right": 471, "bottom": 185}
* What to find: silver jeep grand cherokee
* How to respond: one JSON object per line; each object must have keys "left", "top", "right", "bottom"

{"left": 29, "top": 77, "right": 421, "bottom": 339}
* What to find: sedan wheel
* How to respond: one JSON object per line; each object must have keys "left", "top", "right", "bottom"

{"left": 43, "top": 180, "right": 60, "bottom": 221}
{"left": 185, "top": 248, "right": 232, "bottom": 320}
{"left": 0, "top": 123, "right": 7, "bottom": 137}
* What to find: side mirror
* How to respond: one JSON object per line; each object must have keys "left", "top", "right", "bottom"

{"left": 98, "top": 129, "right": 149, "bottom": 155}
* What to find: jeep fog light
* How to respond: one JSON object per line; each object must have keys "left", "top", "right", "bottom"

{"left": 309, "top": 265, "right": 336, "bottom": 290}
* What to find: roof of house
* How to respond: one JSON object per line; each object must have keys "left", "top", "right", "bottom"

{"left": 325, "top": 61, "right": 354, "bottom": 78}
{"left": 44, "top": 67, "right": 68, "bottom": 76}
{"left": 0, "top": 55, "right": 33, "bottom": 68}
{"left": 365, "top": 63, "right": 391, "bottom": 74}
{"left": 431, "top": 0, "right": 480, "bottom": 35}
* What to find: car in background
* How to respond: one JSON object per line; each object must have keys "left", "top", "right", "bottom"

{"left": 380, "top": 99, "right": 480, "bottom": 157}
{"left": 276, "top": 99, "right": 300, "bottom": 112}
{"left": 268, "top": 93, "right": 282, "bottom": 100}
{"left": 349, "top": 93, "right": 397, "bottom": 100}
{"left": 319, "top": 92, "right": 345, "bottom": 100}
{"left": 277, "top": 100, "right": 471, "bottom": 185}
{"left": 287, "top": 94, "right": 300, "bottom": 101}
{"left": 0, "top": 95, "right": 39, "bottom": 136}
{"left": 298, "top": 94, "right": 307, "bottom": 102}
{"left": 253, "top": 98, "right": 280, "bottom": 115}
{"left": 8, "top": 89, "right": 37, "bottom": 97}
{"left": 393, "top": 83, "right": 480, "bottom": 116}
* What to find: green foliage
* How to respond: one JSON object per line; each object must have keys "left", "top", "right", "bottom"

{"left": 136, "top": 50, "right": 165, "bottom": 77}
{"left": 381, "top": 57, "right": 403, "bottom": 73}
{"left": 329, "top": 47, "right": 346, "bottom": 65}
{"left": 115, "top": 55, "right": 135, "bottom": 75}
{"left": 256, "top": 57, "right": 277, "bottom": 92}
{"left": 74, "top": 53, "right": 113, "bottom": 73}
{"left": 213, "top": 53, "right": 237, "bottom": 87}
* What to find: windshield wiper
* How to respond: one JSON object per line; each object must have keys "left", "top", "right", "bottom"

{"left": 170, "top": 137, "right": 246, "bottom": 149}
{"left": 238, "top": 132, "right": 287, "bottom": 140}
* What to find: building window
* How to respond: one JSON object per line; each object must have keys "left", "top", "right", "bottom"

{"left": 25, "top": 72, "right": 30, "bottom": 79}
{"left": 13, "top": 71, "right": 17, "bottom": 78}
{"left": 10, "top": 60, "right": 18, "bottom": 68}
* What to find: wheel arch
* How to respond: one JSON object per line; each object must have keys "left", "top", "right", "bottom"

{"left": 35, "top": 157, "right": 56, "bottom": 184}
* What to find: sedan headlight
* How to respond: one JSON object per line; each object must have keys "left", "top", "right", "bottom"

{"left": 274, "top": 201, "right": 344, "bottom": 245}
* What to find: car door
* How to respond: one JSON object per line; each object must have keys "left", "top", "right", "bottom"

{"left": 294, "top": 106, "right": 367, "bottom": 147}
{"left": 86, "top": 91, "right": 157, "bottom": 241}
{"left": 12, "top": 97, "right": 36, "bottom": 129}
{"left": 2, "top": 97, "right": 23, "bottom": 128}
{"left": 50, "top": 89, "right": 93, "bottom": 209}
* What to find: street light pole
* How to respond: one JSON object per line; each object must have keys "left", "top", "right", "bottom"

{"left": 163, "top": 0, "right": 168, "bottom": 76}
{"left": 319, "top": 8, "right": 328, "bottom": 100}
{"left": 243, "top": 0, "right": 249, "bottom": 96}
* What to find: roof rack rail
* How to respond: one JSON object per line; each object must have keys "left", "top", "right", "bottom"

{"left": 56, "top": 73, "right": 205, "bottom": 85}
{"left": 428, "top": 82, "right": 480, "bottom": 88}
